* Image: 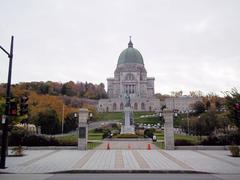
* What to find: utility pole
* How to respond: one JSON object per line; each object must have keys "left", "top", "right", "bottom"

{"left": 62, "top": 104, "right": 64, "bottom": 135}
{"left": 0, "top": 36, "right": 14, "bottom": 169}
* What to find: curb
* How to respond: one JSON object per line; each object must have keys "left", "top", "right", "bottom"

{"left": 0, "top": 169, "right": 211, "bottom": 174}
{"left": 52, "top": 169, "right": 211, "bottom": 174}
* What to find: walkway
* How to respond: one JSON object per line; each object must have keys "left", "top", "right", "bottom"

{"left": 1, "top": 150, "right": 240, "bottom": 174}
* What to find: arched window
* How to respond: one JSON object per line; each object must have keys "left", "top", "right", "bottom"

{"left": 134, "top": 103, "right": 138, "bottom": 110}
{"left": 106, "top": 107, "right": 109, "bottom": 112}
{"left": 125, "top": 73, "right": 134, "bottom": 81}
{"left": 141, "top": 103, "right": 145, "bottom": 110}
{"left": 120, "top": 103, "right": 124, "bottom": 110}
{"left": 113, "top": 103, "right": 117, "bottom": 111}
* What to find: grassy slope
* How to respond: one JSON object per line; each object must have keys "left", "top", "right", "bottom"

{"left": 154, "top": 132, "right": 202, "bottom": 144}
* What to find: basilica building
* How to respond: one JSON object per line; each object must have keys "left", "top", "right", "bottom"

{"left": 98, "top": 39, "right": 161, "bottom": 112}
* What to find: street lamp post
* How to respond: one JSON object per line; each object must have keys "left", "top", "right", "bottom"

{"left": 187, "top": 111, "right": 190, "bottom": 135}
{"left": 184, "top": 110, "right": 191, "bottom": 135}
{"left": 0, "top": 36, "right": 14, "bottom": 169}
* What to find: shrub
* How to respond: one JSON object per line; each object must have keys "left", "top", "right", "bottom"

{"left": 175, "top": 139, "right": 194, "bottom": 146}
{"left": 94, "top": 128, "right": 104, "bottom": 133}
{"left": 200, "top": 133, "right": 240, "bottom": 145}
{"left": 102, "top": 129, "right": 111, "bottom": 139}
{"left": 144, "top": 128, "right": 155, "bottom": 138}
{"left": 22, "top": 135, "right": 58, "bottom": 146}
{"left": 229, "top": 145, "right": 240, "bottom": 157}
{"left": 9, "top": 127, "right": 28, "bottom": 146}
{"left": 135, "top": 129, "right": 145, "bottom": 136}
{"left": 9, "top": 132, "right": 62, "bottom": 146}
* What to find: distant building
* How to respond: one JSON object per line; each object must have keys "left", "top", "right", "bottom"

{"left": 98, "top": 38, "right": 161, "bottom": 112}
{"left": 165, "top": 96, "right": 202, "bottom": 112}
{"left": 97, "top": 39, "right": 201, "bottom": 112}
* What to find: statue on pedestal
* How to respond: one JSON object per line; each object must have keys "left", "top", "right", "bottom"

{"left": 121, "top": 93, "right": 135, "bottom": 134}
{"left": 125, "top": 94, "right": 131, "bottom": 107}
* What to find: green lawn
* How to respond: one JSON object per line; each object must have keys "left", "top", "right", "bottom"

{"left": 154, "top": 132, "right": 164, "bottom": 141}
{"left": 96, "top": 111, "right": 155, "bottom": 121}
{"left": 96, "top": 112, "right": 123, "bottom": 120}
{"left": 135, "top": 117, "right": 160, "bottom": 124}
{"left": 55, "top": 132, "right": 103, "bottom": 149}
{"left": 55, "top": 134, "right": 77, "bottom": 144}
{"left": 55, "top": 132, "right": 103, "bottom": 141}
{"left": 88, "top": 132, "right": 103, "bottom": 140}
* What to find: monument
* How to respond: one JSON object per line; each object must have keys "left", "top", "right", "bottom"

{"left": 120, "top": 94, "right": 135, "bottom": 134}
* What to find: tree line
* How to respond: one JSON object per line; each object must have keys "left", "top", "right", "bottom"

{"left": 0, "top": 81, "right": 104, "bottom": 135}
{"left": 0, "top": 81, "right": 107, "bottom": 100}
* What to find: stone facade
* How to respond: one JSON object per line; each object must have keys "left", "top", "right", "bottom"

{"left": 98, "top": 39, "right": 161, "bottom": 112}
{"left": 97, "top": 39, "right": 202, "bottom": 112}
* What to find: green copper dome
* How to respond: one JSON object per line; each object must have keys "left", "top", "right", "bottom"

{"left": 117, "top": 39, "right": 144, "bottom": 65}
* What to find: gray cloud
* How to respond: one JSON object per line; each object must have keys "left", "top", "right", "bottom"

{"left": 0, "top": 0, "right": 239, "bottom": 95}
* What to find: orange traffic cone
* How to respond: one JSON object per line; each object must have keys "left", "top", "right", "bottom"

{"left": 107, "top": 143, "right": 110, "bottom": 150}
{"left": 147, "top": 143, "right": 151, "bottom": 150}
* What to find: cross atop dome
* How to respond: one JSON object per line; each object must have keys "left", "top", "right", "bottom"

{"left": 128, "top": 36, "right": 133, "bottom": 48}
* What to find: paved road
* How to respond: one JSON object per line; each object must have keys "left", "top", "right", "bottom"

{"left": 88, "top": 120, "right": 120, "bottom": 130}
{"left": 1, "top": 173, "right": 240, "bottom": 180}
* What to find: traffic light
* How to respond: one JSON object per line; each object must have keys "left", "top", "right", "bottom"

{"left": 234, "top": 103, "right": 240, "bottom": 122}
{"left": 9, "top": 101, "right": 17, "bottom": 116}
{"left": 19, "top": 96, "right": 28, "bottom": 116}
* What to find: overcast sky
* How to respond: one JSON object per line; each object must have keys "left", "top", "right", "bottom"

{"left": 0, "top": 0, "right": 240, "bottom": 95}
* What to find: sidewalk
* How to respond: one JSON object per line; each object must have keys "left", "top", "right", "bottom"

{"left": 0, "top": 150, "right": 240, "bottom": 174}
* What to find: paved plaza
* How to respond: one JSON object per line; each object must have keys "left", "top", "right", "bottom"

{"left": 0, "top": 149, "right": 240, "bottom": 174}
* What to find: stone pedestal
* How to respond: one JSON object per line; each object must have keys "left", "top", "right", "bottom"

{"left": 121, "top": 107, "right": 135, "bottom": 134}
{"left": 78, "top": 108, "right": 88, "bottom": 150}
{"left": 163, "top": 110, "right": 175, "bottom": 150}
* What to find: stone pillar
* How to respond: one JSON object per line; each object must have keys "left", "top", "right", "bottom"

{"left": 78, "top": 108, "right": 89, "bottom": 150}
{"left": 163, "top": 110, "right": 175, "bottom": 150}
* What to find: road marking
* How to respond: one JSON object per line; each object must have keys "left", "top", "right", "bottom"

{"left": 159, "top": 150, "right": 194, "bottom": 170}
{"left": 73, "top": 150, "right": 95, "bottom": 169}
{"left": 115, "top": 150, "right": 124, "bottom": 169}
{"left": 20, "top": 150, "right": 59, "bottom": 166}
{"left": 132, "top": 150, "right": 150, "bottom": 169}
{"left": 195, "top": 151, "right": 239, "bottom": 167}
